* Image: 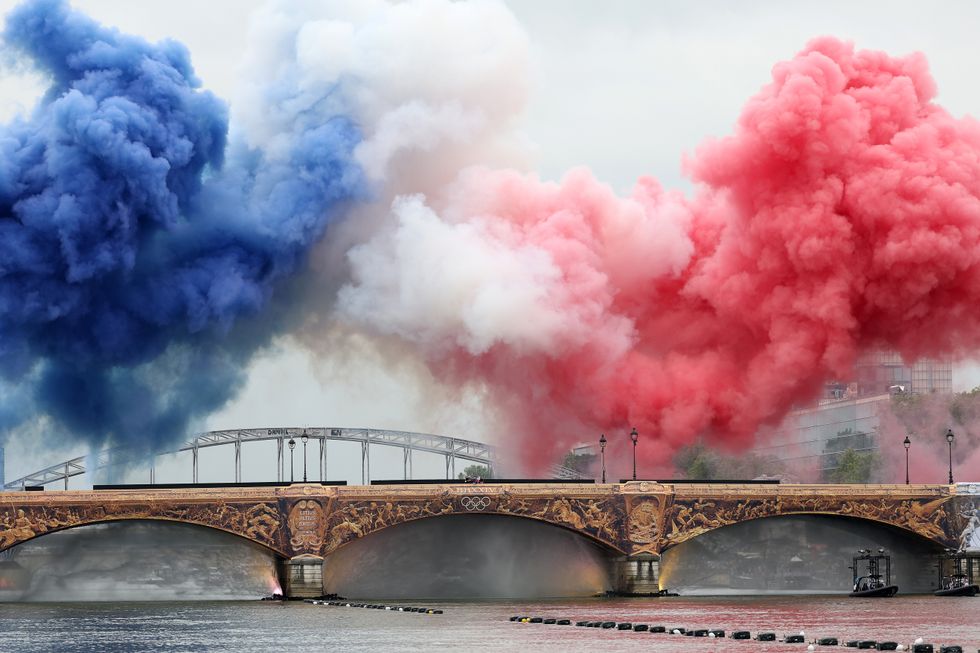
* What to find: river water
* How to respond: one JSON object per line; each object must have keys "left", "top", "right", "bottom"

{"left": 1, "top": 596, "right": 978, "bottom": 653}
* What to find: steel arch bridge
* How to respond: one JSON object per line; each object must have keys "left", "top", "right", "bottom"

{"left": 2, "top": 427, "right": 509, "bottom": 491}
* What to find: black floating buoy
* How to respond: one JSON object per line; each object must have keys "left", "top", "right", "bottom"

{"left": 847, "top": 642, "right": 860, "bottom": 648}
{"left": 818, "top": 638, "right": 840, "bottom": 646}
{"left": 757, "top": 632, "right": 776, "bottom": 641}
{"left": 543, "top": 618, "right": 556, "bottom": 625}
{"left": 575, "top": 621, "right": 589, "bottom": 627}
{"left": 709, "top": 629, "right": 725, "bottom": 637}
{"left": 633, "top": 624, "right": 649, "bottom": 632}
{"left": 858, "top": 642, "right": 877, "bottom": 650}
{"left": 617, "top": 623, "right": 632, "bottom": 630}
{"left": 911, "top": 645, "right": 934, "bottom": 653}
{"left": 732, "top": 631, "right": 751, "bottom": 640}
{"left": 785, "top": 634, "right": 805, "bottom": 643}
{"left": 876, "top": 643, "right": 899, "bottom": 651}
{"left": 669, "top": 627, "right": 686, "bottom": 635}
{"left": 530, "top": 617, "right": 543, "bottom": 623}
{"left": 509, "top": 615, "right": 521, "bottom": 622}
{"left": 601, "top": 621, "right": 616, "bottom": 629}
{"left": 938, "top": 647, "right": 963, "bottom": 653}
{"left": 589, "top": 621, "right": 602, "bottom": 628}
{"left": 693, "top": 629, "right": 709, "bottom": 637}
{"left": 650, "top": 626, "right": 667, "bottom": 633}
{"left": 556, "top": 619, "right": 571, "bottom": 626}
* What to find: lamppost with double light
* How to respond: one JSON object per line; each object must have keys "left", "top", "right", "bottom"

{"left": 599, "top": 434, "right": 607, "bottom": 484}
{"left": 288, "top": 437, "right": 296, "bottom": 483}
{"left": 903, "top": 435, "right": 911, "bottom": 485}
{"left": 946, "top": 428, "right": 955, "bottom": 484}
{"left": 630, "top": 427, "right": 638, "bottom": 481}
{"left": 302, "top": 430, "right": 309, "bottom": 482}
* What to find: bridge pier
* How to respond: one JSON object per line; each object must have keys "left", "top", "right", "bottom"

{"left": 611, "top": 554, "right": 661, "bottom": 595}
{"left": 279, "top": 555, "right": 324, "bottom": 599}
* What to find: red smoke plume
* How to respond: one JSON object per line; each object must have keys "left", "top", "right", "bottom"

{"left": 341, "top": 38, "right": 980, "bottom": 473}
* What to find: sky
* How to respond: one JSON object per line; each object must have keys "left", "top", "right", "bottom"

{"left": 5, "top": 0, "right": 980, "bottom": 483}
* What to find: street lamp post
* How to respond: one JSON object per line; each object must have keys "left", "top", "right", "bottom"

{"left": 288, "top": 437, "right": 296, "bottom": 483}
{"left": 599, "top": 434, "right": 607, "bottom": 484}
{"left": 630, "top": 427, "right": 639, "bottom": 481}
{"left": 903, "top": 435, "right": 911, "bottom": 485}
{"left": 302, "top": 430, "right": 309, "bottom": 483}
{"left": 946, "top": 428, "right": 955, "bottom": 484}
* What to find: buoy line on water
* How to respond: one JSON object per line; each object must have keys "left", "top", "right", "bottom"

{"left": 508, "top": 617, "right": 968, "bottom": 652}
{"left": 307, "top": 600, "right": 443, "bottom": 614}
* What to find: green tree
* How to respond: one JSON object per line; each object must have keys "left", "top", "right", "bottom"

{"left": 673, "top": 443, "right": 785, "bottom": 480}
{"left": 825, "top": 448, "right": 879, "bottom": 483}
{"left": 674, "top": 444, "right": 719, "bottom": 480}
{"left": 458, "top": 464, "right": 491, "bottom": 480}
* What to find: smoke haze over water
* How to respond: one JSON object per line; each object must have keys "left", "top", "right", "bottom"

{"left": 322, "top": 515, "right": 611, "bottom": 599}
{"left": 2, "top": 522, "right": 277, "bottom": 601}
{"left": 659, "top": 515, "right": 939, "bottom": 595}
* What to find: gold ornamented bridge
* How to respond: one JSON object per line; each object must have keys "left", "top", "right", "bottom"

{"left": 2, "top": 482, "right": 977, "bottom": 597}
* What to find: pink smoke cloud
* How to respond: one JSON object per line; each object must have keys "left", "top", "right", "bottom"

{"left": 877, "top": 393, "right": 980, "bottom": 484}
{"left": 340, "top": 38, "right": 980, "bottom": 473}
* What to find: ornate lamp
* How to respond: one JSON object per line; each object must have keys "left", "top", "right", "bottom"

{"left": 599, "top": 434, "right": 607, "bottom": 484}
{"left": 301, "top": 430, "right": 309, "bottom": 482}
{"left": 946, "top": 428, "right": 955, "bottom": 484}
{"left": 630, "top": 427, "right": 639, "bottom": 481}
{"left": 903, "top": 435, "right": 911, "bottom": 485}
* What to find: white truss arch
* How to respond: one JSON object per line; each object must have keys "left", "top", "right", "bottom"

{"left": 3, "top": 427, "right": 501, "bottom": 490}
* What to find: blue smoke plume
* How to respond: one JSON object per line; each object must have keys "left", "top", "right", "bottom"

{"left": 0, "top": 0, "right": 364, "bottom": 449}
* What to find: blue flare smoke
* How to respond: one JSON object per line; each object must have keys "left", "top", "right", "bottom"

{"left": 0, "top": 0, "right": 364, "bottom": 448}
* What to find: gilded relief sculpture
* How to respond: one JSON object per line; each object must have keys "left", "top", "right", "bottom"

{"left": 0, "top": 484, "right": 965, "bottom": 558}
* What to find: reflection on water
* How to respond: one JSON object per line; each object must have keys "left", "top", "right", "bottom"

{"left": 0, "top": 514, "right": 953, "bottom": 604}
{"left": 322, "top": 514, "right": 612, "bottom": 599}
{"left": 1, "top": 522, "right": 278, "bottom": 601}
{"left": 660, "top": 515, "right": 940, "bottom": 594}
{"left": 1, "top": 596, "right": 978, "bottom": 653}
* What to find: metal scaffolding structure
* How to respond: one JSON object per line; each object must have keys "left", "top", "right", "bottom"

{"left": 2, "top": 427, "right": 499, "bottom": 491}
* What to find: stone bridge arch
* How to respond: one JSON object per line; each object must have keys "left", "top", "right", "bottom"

{"left": 0, "top": 496, "right": 289, "bottom": 558}
{"left": 1, "top": 482, "right": 970, "bottom": 597}
{"left": 657, "top": 489, "right": 960, "bottom": 553}
{"left": 319, "top": 489, "right": 629, "bottom": 557}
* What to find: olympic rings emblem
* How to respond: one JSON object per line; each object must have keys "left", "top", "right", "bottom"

{"left": 460, "top": 496, "right": 492, "bottom": 511}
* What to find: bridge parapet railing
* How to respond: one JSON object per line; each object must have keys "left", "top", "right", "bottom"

{"left": 659, "top": 483, "right": 954, "bottom": 498}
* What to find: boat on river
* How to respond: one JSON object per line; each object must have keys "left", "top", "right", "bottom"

{"left": 934, "top": 573, "right": 979, "bottom": 597}
{"left": 848, "top": 549, "right": 898, "bottom": 598}
{"left": 934, "top": 551, "right": 979, "bottom": 597}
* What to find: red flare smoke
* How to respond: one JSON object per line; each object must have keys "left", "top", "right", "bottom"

{"left": 342, "top": 38, "right": 980, "bottom": 472}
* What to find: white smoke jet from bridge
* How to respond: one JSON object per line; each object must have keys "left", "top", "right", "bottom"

{"left": 322, "top": 514, "right": 611, "bottom": 599}
{"left": 5, "top": 523, "right": 277, "bottom": 601}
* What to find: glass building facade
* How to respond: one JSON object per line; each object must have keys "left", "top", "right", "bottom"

{"left": 754, "top": 351, "right": 953, "bottom": 476}
{"left": 853, "top": 351, "right": 952, "bottom": 397}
